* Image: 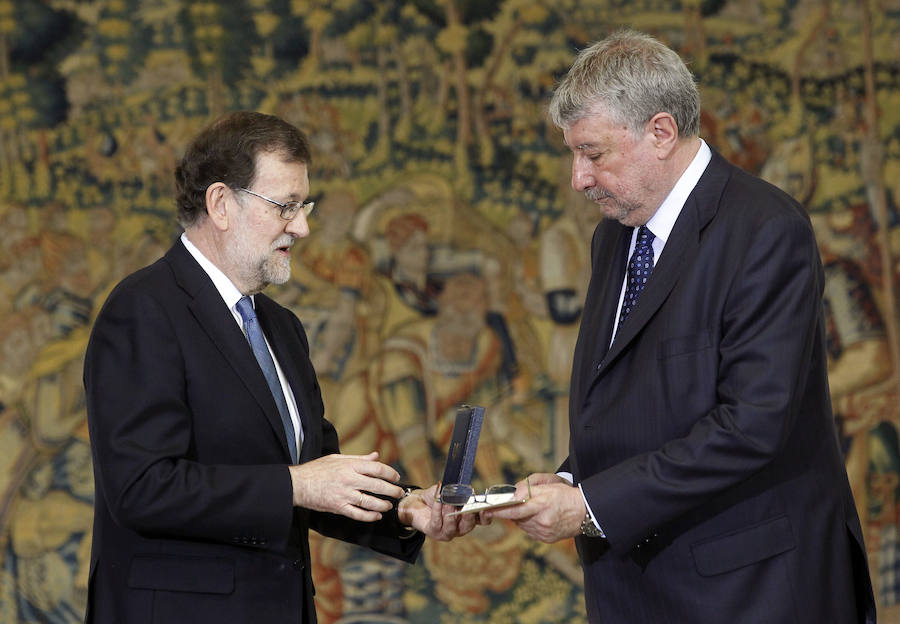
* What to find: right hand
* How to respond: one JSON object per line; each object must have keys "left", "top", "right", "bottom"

{"left": 522, "top": 472, "right": 570, "bottom": 486}
{"left": 482, "top": 474, "right": 585, "bottom": 543}
{"left": 288, "top": 452, "right": 403, "bottom": 521}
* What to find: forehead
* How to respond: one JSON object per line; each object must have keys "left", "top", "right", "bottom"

{"left": 562, "top": 109, "right": 632, "bottom": 151}
{"left": 253, "top": 151, "right": 309, "bottom": 194}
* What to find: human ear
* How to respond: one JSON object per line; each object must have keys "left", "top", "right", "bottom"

{"left": 205, "top": 182, "right": 231, "bottom": 231}
{"left": 648, "top": 112, "right": 679, "bottom": 156}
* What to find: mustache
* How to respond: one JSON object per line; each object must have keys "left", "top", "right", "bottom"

{"left": 584, "top": 187, "right": 615, "bottom": 202}
{"left": 272, "top": 237, "right": 295, "bottom": 249}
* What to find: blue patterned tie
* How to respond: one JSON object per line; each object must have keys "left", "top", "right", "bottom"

{"left": 617, "top": 225, "right": 655, "bottom": 331}
{"left": 236, "top": 296, "right": 298, "bottom": 464}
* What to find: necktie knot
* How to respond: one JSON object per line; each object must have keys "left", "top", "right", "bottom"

{"left": 236, "top": 295, "right": 256, "bottom": 325}
{"left": 637, "top": 225, "right": 655, "bottom": 249}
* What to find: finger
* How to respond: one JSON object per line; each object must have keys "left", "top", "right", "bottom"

{"left": 341, "top": 505, "right": 383, "bottom": 523}
{"left": 356, "top": 475, "right": 404, "bottom": 500}
{"left": 353, "top": 460, "right": 401, "bottom": 484}
{"left": 434, "top": 509, "right": 461, "bottom": 542}
{"left": 522, "top": 472, "right": 564, "bottom": 487}
{"left": 458, "top": 512, "right": 477, "bottom": 535}
{"left": 419, "top": 484, "right": 437, "bottom": 505}
{"left": 354, "top": 490, "right": 395, "bottom": 513}
{"left": 333, "top": 451, "right": 380, "bottom": 461}
{"left": 487, "top": 501, "right": 534, "bottom": 521}
{"left": 429, "top": 497, "right": 447, "bottom": 534}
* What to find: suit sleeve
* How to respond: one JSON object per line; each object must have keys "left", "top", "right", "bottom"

{"left": 282, "top": 311, "right": 426, "bottom": 562}
{"left": 305, "top": 415, "right": 425, "bottom": 562}
{"left": 304, "top": 423, "right": 425, "bottom": 562}
{"left": 580, "top": 212, "right": 825, "bottom": 554}
{"left": 84, "top": 284, "right": 295, "bottom": 552}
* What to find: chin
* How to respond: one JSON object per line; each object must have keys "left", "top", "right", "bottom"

{"left": 263, "top": 260, "right": 292, "bottom": 286}
{"left": 266, "top": 272, "right": 291, "bottom": 286}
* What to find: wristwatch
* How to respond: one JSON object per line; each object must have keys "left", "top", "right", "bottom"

{"left": 580, "top": 511, "right": 605, "bottom": 537}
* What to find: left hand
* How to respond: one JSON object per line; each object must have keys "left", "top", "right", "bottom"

{"left": 482, "top": 477, "right": 585, "bottom": 543}
{"left": 397, "top": 484, "right": 478, "bottom": 541}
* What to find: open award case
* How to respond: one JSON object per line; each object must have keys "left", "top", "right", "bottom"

{"left": 438, "top": 405, "right": 529, "bottom": 516}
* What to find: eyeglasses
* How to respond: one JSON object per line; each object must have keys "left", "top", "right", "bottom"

{"left": 237, "top": 187, "right": 315, "bottom": 221}
{"left": 439, "top": 480, "right": 532, "bottom": 506}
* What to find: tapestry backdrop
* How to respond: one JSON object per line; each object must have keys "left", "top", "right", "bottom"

{"left": 1, "top": 1, "right": 899, "bottom": 622}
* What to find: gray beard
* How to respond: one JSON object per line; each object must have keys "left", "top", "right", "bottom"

{"left": 584, "top": 187, "right": 640, "bottom": 222}
{"left": 226, "top": 239, "right": 292, "bottom": 294}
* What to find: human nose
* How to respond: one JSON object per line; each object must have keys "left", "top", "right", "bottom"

{"left": 284, "top": 212, "right": 310, "bottom": 238}
{"left": 571, "top": 156, "right": 594, "bottom": 192}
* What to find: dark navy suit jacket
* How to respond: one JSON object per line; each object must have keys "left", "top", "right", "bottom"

{"left": 84, "top": 240, "right": 423, "bottom": 624}
{"left": 563, "top": 150, "right": 876, "bottom": 623}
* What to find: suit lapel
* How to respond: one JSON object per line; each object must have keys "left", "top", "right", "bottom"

{"left": 570, "top": 223, "right": 631, "bottom": 408}
{"left": 164, "top": 242, "right": 296, "bottom": 462}
{"left": 583, "top": 225, "right": 632, "bottom": 371}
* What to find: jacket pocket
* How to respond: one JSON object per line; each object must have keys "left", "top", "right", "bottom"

{"left": 691, "top": 515, "right": 795, "bottom": 577}
{"left": 128, "top": 554, "right": 235, "bottom": 594}
{"left": 657, "top": 328, "right": 712, "bottom": 359}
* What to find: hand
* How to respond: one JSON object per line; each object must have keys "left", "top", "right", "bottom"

{"left": 397, "top": 484, "right": 478, "bottom": 541}
{"left": 289, "top": 452, "right": 403, "bottom": 522}
{"left": 521, "top": 472, "right": 570, "bottom": 487}
{"left": 481, "top": 475, "right": 585, "bottom": 543}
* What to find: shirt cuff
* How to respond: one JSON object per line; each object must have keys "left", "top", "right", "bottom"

{"left": 556, "top": 471, "right": 606, "bottom": 539}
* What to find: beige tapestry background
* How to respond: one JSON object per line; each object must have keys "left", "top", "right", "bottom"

{"left": 1, "top": 1, "right": 899, "bottom": 622}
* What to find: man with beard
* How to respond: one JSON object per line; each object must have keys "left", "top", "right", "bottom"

{"left": 486, "top": 30, "right": 875, "bottom": 623}
{"left": 83, "top": 111, "right": 474, "bottom": 624}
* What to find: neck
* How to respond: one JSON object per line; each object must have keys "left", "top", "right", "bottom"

{"left": 668, "top": 137, "right": 702, "bottom": 185}
{"left": 184, "top": 224, "right": 255, "bottom": 294}
{"left": 184, "top": 224, "right": 223, "bottom": 268}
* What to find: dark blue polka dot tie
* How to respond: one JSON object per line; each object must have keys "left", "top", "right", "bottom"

{"left": 617, "top": 225, "right": 655, "bottom": 331}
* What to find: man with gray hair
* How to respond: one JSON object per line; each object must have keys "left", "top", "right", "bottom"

{"left": 486, "top": 29, "right": 875, "bottom": 623}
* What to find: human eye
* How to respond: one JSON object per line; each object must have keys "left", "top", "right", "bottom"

{"left": 281, "top": 201, "right": 302, "bottom": 219}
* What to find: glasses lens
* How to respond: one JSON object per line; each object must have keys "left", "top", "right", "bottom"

{"left": 280, "top": 202, "right": 301, "bottom": 220}
{"left": 302, "top": 201, "right": 315, "bottom": 217}
{"left": 485, "top": 484, "right": 516, "bottom": 496}
{"left": 440, "top": 483, "right": 473, "bottom": 506}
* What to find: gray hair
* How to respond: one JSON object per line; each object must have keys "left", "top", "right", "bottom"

{"left": 549, "top": 29, "right": 700, "bottom": 138}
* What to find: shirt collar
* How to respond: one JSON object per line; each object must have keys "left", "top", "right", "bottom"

{"left": 180, "top": 232, "right": 250, "bottom": 312}
{"left": 645, "top": 138, "right": 712, "bottom": 243}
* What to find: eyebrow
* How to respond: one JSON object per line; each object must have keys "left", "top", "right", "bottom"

{"left": 563, "top": 141, "right": 601, "bottom": 151}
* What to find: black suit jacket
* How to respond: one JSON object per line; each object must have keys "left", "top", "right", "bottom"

{"left": 564, "top": 150, "right": 876, "bottom": 623}
{"left": 83, "top": 240, "right": 423, "bottom": 624}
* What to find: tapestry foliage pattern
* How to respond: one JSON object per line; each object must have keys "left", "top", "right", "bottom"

{"left": 1, "top": 0, "right": 899, "bottom": 622}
